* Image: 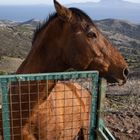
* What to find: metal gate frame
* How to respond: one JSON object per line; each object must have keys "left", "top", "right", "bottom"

{"left": 0, "top": 71, "right": 116, "bottom": 140}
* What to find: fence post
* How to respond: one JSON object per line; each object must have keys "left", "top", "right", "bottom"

{"left": 96, "top": 78, "right": 116, "bottom": 140}
{"left": 89, "top": 74, "right": 99, "bottom": 140}
{"left": 1, "top": 79, "right": 11, "bottom": 140}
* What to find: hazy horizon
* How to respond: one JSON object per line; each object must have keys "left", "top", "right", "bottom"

{"left": 0, "top": 0, "right": 140, "bottom": 5}
{"left": 0, "top": 0, "right": 140, "bottom": 23}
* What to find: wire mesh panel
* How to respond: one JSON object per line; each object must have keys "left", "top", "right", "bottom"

{"left": 0, "top": 71, "right": 99, "bottom": 140}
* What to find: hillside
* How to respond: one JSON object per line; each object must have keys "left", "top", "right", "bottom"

{"left": 0, "top": 22, "right": 33, "bottom": 59}
{"left": 0, "top": 18, "right": 140, "bottom": 72}
{"left": 0, "top": 56, "right": 23, "bottom": 73}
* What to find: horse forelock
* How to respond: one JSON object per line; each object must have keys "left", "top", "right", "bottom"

{"left": 32, "top": 8, "right": 94, "bottom": 44}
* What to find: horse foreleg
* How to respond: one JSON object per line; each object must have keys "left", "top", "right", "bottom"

{"left": 22, "top": 124, "right": 37, "bottom": 140}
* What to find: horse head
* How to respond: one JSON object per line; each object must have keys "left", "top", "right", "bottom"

{"left": 53, "top": 0, "right": 129, "bottom": 85}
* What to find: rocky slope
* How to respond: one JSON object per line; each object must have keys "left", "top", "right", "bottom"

{"left": 0, "top": 20, "right": 33, "bottom": 59}
{"left": 0, "top": 19, "right": 140, "bottom": 72}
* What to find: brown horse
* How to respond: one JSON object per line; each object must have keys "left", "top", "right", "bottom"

{"left": 0, "top": 0, "right": 129, "bottom": 139}
{"left": 22, "top": 82, "right": 91, "bottom": 140}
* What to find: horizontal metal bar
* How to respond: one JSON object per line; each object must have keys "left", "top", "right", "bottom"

{"left": 0, "top": 71, "right": 99, "bottom": 82}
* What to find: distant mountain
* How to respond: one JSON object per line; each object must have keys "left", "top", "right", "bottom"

{"left": 69, "top": 0, "right": 140, "bottom": 8}
{"left": 95, "top": 19, "right": 140, "bottom": 40}
{"left": 19, "top": 19, "right": 40, "bottom": 27}
{"left": 0, "top": 0, "right": 140, "bottom": 22}
{"left": 68, "top": 0, "right": 140, "bottom": 23}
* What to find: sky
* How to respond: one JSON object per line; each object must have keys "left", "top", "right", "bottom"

{"left": 0, "top": 0, "right": 140, "bottom": 5}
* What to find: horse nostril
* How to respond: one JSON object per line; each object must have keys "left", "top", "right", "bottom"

{"left": 123, "top": 68, "right": 129, "bottom": 78}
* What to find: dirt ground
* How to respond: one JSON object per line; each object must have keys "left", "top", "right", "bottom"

{"left": 105, "top": 77, "right": 140, "bottom": 140}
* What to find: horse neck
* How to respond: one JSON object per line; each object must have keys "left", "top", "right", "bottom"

{"left": 16, "top": 19, "right": 69, "bottom": 94}
{"left": 17, "top": 19, "right": 69, "bottom": 74}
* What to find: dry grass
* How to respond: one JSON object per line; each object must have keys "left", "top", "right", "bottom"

{"left": 0, "top": 56, "right": 23, "bottom": 73}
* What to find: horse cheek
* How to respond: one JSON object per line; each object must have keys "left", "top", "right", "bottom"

{"left": 73, "top": 50, "right": 93, "bottom": 70}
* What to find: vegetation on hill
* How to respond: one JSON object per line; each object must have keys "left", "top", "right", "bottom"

{"left": 0, "top": 24, "right": 33, "bottom": 59}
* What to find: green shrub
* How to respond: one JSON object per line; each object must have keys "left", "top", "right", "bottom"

{"left": 0, "top": 71, "right": 7, "bottom": 75}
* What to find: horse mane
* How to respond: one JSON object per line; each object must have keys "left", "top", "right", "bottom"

{"left": 32, "top": 8, "right": 93, "bottom": 44}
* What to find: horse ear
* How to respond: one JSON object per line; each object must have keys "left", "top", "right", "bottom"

{"left": 54, "top": 0, "right": 72, "bottom": 22}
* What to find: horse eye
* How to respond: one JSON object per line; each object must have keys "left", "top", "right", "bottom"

{"left": 87, "top": 31, "right": 97, "bottom": 39}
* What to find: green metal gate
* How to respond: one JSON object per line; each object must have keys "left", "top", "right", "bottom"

{"left": 0, "top": 71, "right": 115, "bottom": 140}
